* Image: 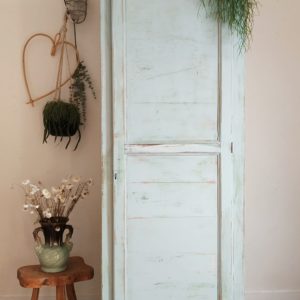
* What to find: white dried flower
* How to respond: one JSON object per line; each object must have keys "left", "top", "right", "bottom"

{"left": 43, "top": 209, "right": 52, "bottom": 218}
{"left": 62, "top": 178, "right": 69, "bottom": 184}
{"left": 51, "top": 187, "right": 59, "bottom": 194}
{"left": 30, "top": 188, "right": 39, "bottom": 195}
{"left": 55, "top": 194, "right": 65, "bottom": 203}
{"left": 72, "top": 176, "right": 81, "bottom": 183}
{"left": 22, "top": 179, "right": 30, "bottom": 186}
{"left": 29, "top": 184, "right": 39, "bottom": 195}
{"left": 54, "top": 194, "right": 60, "bottom": 203}
{"left": 42, "top": 189, "right": 51, "bottom": 199}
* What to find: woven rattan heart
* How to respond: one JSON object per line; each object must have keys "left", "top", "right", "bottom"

{"left": 22, "top": 33, "right": 80, "bottom": 106}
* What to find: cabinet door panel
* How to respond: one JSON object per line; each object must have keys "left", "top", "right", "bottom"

{"left": 126, "top": 154, "right": 219, "bottom": 300}
{"left": 126, "top": 0, "right": 219, "bottom": 144}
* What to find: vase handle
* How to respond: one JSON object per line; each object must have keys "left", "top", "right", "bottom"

{"left": 64, "top": 224, "right": 73, "bottom": 243}
{"left": 33, "top": 227, "right": 43, "bottom": 246}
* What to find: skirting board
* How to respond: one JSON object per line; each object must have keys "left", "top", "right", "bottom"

{"left": 0, "top": 295, "right": 99, "bottom": 300}
{"left": 4, "top": 291, "right": 299, "bottom": 300}
{"left": 246, "top": 290, "right": 300, "bottom": 300}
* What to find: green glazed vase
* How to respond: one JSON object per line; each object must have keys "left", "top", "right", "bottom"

{"left": 33, "top": 217, "right": 73, "bottom": 273}
{"left": 34, "top": 243, "right": 73, "bottom": 273}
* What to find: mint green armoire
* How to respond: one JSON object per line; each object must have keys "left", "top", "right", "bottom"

{"left": 101, "top": 1, "right": 245, "bottom": 300}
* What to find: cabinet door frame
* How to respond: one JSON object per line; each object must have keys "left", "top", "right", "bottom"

{"left": 101, "top": 0, "right": 245, "bottom": 299}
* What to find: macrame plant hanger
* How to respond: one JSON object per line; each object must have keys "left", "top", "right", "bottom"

{"left": 42, "top": 14, "right": 82, "bottom": 151}
{"left": 54, "top": 14, "right": 68, "bottom": 103}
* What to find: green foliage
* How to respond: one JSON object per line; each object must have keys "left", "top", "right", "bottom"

{"left": 69, "top": 61, "right": 96, "bottom": 124}
{"left": 43, "top": 100, "right": 81, "bottom": 150}
{"left": 200, "top": 0, "right": 258, "bottom": 50}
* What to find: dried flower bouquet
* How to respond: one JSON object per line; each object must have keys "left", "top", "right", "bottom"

{"left": 21, "top": 176, "right": 92, "bottom": 221}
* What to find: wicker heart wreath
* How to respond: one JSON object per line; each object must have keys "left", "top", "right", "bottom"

{"left": 22, "top": 33, "right": 80, "bottom": 106}
{"left": 22, "top": 14, "right": 84, "bottom": 150}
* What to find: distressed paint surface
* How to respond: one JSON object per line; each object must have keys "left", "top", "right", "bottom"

{"left": 100, "top": 0, "right": 113, "bottom": 299}
{"left": 103, "top": 0, "right": 245, "bottom": 299}
{"left": 127, "top": 252, "right": 217, "bottom": 300}
{"left": 127, "top": 155, "right": 217, "bottom": 183}
{"left": 127, "top": 182, "right": 217, "bottom": 218}
{"left": 126, "top": 155, "right": 219, "bottom": 299}
{"left": 127, "top": 155, "right": 218, "bottom": 219}
{"left": 126, "top": 0, "right": 219, "bottom": 144}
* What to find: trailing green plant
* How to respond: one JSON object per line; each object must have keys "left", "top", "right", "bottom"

{"left": 69, "top": 61, "right": 96, "bottom": 124}
{"left": 200, "top": 0, "right": 258, "bottom": 50}
{"left": 43, "top": 100, "right": 81, "bottom": 150}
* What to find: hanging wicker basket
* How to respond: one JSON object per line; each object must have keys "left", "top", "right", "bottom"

{"left": 64, "top": 0, "right": 87, "bottom": 24}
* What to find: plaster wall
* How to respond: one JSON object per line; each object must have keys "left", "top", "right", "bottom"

{"left": 246, "top": 0, "right": 300, "bottom": 299}
{"left": 0, "top": 0, "right": 101, "bottom": 299}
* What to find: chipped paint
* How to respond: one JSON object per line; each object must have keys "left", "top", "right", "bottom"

{"left": 102, "top": 0, "right": 245, "bottom": 299}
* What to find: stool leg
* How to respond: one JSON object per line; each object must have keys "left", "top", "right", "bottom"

{"left": 66, "top": 284, "right": 77, "bottom": 300}
{"left": 56, "top": 286, "right": 66, "bottom": 300}
{"left": 31, "top": 288, "right": 39, "bottom": 300}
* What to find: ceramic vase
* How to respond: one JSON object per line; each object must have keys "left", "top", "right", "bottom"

{"left": 33, "top": 217, "right": 73, "bottom": 273}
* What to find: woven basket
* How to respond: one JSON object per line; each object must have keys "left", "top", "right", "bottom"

{"left": 65, "top": 0, "right": 87, "bottom": 24}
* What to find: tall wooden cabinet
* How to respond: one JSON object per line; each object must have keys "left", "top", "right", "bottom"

{"left": 101, "top": 0, "right": 245, "bottom": 299}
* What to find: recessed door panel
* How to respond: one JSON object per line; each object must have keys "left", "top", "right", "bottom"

{"left": 126, "top": 0, "right": 219, "bottom": 144}
{"left": 126, "top": 155, "right": 219, "bottom": 300}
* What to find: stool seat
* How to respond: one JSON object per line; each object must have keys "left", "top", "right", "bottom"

{"left": 17, "top": 256, "right": 94, "bottom": 300}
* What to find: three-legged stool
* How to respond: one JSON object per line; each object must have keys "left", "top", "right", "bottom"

{"left": 17, "top": 256, "right": 94, "bottom": 300}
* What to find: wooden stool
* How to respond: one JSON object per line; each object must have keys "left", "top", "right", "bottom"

{"left": 17, "top": 256, "right": 94, "bottom": 300}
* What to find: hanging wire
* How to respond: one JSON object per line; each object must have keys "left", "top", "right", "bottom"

{"left": 73, "top": 22, "right": 77, "bottom": 49}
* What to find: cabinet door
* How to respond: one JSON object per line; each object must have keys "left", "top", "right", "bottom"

{"left": 102, "top": 0, "right": 244, "bottom": 299}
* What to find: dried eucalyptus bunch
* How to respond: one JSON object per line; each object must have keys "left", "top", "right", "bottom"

{"left": 69, "top": 61, "right": 96, "bottom": 125}
{"left": 200, "top": 0, "right": 258, "bottom": 50}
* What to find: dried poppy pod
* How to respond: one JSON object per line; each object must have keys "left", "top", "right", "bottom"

{"left": 64, "top": 0, "right": 87, "bottom": 24}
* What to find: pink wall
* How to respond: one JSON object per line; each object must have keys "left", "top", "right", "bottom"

{"left": 246, "top": 1, "right": 300, "bottom": 299}
{"left": 1, "top": 0, "right": 299, "bottom": 299}
{"left": 0, "top": 0, "right": 101, "bottom": 299}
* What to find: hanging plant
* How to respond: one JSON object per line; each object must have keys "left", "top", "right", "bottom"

{"left": 22, "top": 12, "right": 95, "bottom": 151}
{"left": 69, "top": 61, "right": 96, "bottom": 125}
{"left": 40, "top": 15, "right": 83, "bottom": 150}
{"left": 200, "top": 0, "right": 258, "bottom": 50}
{"left": 43, "top": 100, "right": 81, "bottom": 150}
